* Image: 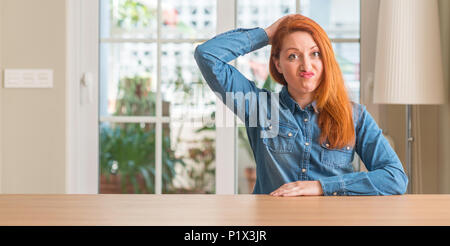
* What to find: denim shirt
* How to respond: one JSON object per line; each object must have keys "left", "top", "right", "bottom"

{"left": 194, "top": 27, "right": 408, "bottom": 196}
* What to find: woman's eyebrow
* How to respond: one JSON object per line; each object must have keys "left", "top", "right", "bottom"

{"left": 284, "top": 47, "right": 299, "bottom": 51}
{"left": 284, "top": 45, "right": 318, "bottom": 51}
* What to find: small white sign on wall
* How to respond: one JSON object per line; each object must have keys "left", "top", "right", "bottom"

{"left": 3, "top": 69, "right": 53, "bottom": 88}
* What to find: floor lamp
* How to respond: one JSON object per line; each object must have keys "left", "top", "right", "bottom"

{"left": 373, "top": 0, "right": 446, "bottom": 194}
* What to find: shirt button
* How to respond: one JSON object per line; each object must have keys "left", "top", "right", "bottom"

{"left": 333, "top": 192, "right": 337, "bottom": 196}
{"left": 302, "top": 168, "right": 307, "bottom": 173}
{"left": 268, "top": 125, "right": 272, "bottom": 130}
{"left": 304, "top": 118, "right": 308, "bottom": 122}
{"left": 325, "top": 143, "right": 330, "bottom": 148}
{"left": 288, "top": 132, "right": 293, "bottom": 137}
{"left": 346, "top": 146, "right": 351, "bottom": 150}
{"left": 305, "top": 142, "right": 309, "bottom": 146}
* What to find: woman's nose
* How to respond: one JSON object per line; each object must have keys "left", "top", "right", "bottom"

{"left": 300, "top": 57, "right": 312, "bottom": 71}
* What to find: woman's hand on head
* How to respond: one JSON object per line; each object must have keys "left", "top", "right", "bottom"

{"left": 264, "top": 14, "right": 295, "bottom": 44}
{"left": 270, "top": 180, "right": 324, "bottom": 197}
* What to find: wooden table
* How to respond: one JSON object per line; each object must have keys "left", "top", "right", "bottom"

{"left": 1, "top": 194, "right": 450, "bottom": 226}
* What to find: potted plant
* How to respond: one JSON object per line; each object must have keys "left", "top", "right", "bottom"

{"left": 100, "top": 75, "right": 185, "bottom": 194}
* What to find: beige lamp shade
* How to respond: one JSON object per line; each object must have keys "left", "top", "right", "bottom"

{"left": 374, "top": 0, "right": 445, "bottom": 104}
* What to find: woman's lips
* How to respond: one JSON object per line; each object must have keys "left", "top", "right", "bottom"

{"left": 300, "top": 72, "right": 315, "bottom": 79}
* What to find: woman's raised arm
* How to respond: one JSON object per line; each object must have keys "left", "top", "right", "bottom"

{"left": 194, "top": 27, "right": 270, "bottom": 126}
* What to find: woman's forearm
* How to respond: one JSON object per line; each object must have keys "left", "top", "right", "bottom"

{"left": 318, "top": 164, "right": 408, "bottom": 196}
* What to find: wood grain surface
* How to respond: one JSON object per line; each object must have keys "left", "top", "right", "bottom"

{"left": 1, "top": 194, "right": 450, "bottom": 226}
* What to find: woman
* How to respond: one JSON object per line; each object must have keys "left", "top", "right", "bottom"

{"left": 194, "top": 14, "right": 408, "bottom": 196}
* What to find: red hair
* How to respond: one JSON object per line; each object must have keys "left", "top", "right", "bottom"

{"left": 269, "top": 14, "right": 355, "bottom": 149}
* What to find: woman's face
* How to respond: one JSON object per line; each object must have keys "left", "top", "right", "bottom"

{"left": 274, "top": 31, "right": 323, "bottom": 97}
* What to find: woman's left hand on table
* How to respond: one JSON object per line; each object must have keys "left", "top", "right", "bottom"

{"left": 270, "top": 181, "right": 324, "bottom": 196}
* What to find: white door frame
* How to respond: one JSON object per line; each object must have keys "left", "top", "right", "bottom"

{"left": 215, "top": 0, "right": 238, "bottom": 194}
{"left": 66, "top": 0, "right": 99, "bottom": 194}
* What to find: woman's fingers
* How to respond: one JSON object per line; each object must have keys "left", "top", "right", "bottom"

{"left": 265, "top": 14, "right": 295, "bottom": 44}
{"left": 271, "top": 184, "right": 301, "bottom": 196}
{"left": 270, "top": 189, "right": 284, "bottom": 196}
{"left": 270, "top": 183, "right": 293, "bottom": 196}
{"left": 272, "top": 189, "right": 301, "bottom": 197}
{"left": 270, "top": 181, "right": 323, "bottom": 196}
{"left": 280, "top": 189, "right": 303, "bottom": 197}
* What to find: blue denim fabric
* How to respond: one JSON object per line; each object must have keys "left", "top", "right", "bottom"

{"left": 194, "top": 27, "right": 408, "bottom": 196}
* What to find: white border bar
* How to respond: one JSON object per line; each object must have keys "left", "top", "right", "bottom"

{"left": 216, "top": 0, "right": 237, "bottom": 195}
{"left": 155, "top": 0, "right": 163, "bottom": 194}
{"left": 100, "top": 38, "right": 208, "bottom": 43}
{"left": 100, "top": 38, "right": 357, "bottom": 44}
{"left": 100, "top": 116, "right": 171, "bottom": 123}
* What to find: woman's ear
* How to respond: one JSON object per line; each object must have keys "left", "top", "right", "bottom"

{"left": 273, "top": 57, "right": 282, "bottom": 74}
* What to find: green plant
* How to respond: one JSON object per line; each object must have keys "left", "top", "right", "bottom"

{"left": 100, "top": 75, "right": 185, "bottom": 194}
{"left": 115, "top": 0, "right": 156, "bottom": 28}
{"left": 100, "top": 123, "right": 153, "bottom": 193}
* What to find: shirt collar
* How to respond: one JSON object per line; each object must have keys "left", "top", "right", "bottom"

{"left": 280, "top": 85, "right": 319, "bottom": 114}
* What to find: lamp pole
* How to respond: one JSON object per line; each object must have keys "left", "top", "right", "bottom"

{"left": 406, "top": 105, "right": 414, "bottom": 194}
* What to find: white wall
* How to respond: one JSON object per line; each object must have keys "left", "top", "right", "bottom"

{"left": 0, "top": 0, "right": 66, "bottom": 193}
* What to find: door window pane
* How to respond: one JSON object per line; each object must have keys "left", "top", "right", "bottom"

{"left": 333, "top": 42, "right": 360, "bottom": 103}
{"left": 161, "top": 43, "right": 216, "bottom": 194}
{"left": 300, "top": 0, "right": 360, "bottom": 39}
{"left": 161, "top": 43, "right": 216, "bottom": 119}
{"left": 162, "top": 122, "right": 215, "bottom": 194}
{"left": 161, "top": 0, "right": 216, "bottom": 39}
{"left": 100, "top": 0, "right": 158, "bottom": 39}
{"left": 99, "top": 122, "right": 156, "bottom": 194}
{"left": 237, "top": 0, "right": 296, "bottom": 28}
{"left": 100, "top": 43, "right": 157, "bottom": 117}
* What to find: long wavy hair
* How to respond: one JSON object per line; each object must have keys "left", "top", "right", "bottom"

{"left": 269, "top": 14, "right": 355, "bottom": 149}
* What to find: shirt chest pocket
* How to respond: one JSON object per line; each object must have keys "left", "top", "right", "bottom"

{"left": 262, "top": 124, "right": 298, "bottom": 153}
{"left": 320, "top": 142, "right": 354, "bottom": 168}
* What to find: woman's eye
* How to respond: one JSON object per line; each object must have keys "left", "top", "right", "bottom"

{"left": 312, "top": 51, "right": 320, "bottom": 57}
{"left": 288, "top": 54, "right": 298, "bottom": 60}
